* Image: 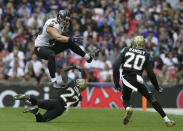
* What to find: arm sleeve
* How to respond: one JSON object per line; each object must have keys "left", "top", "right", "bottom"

{"left": 145, "top": 55, "right": 159, "bottom": 90}
{"left": 112, "top": 53, "right": 124, "bottom": 87}
{"left": 72, "top": 95, "right": 82, "bottom": 107}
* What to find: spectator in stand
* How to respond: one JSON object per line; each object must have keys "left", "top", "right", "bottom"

{"left": 8, "top": 56, "right": 24, "bottom": 80}
{"left": 27, "top": 13, "right": 44, "bottom": 28}
{"left": 100, "top": 64, "right": 112, "bottom": 82}
{"left": 88, "top": 70, "right": 99, "bottom": 82}
{"left": 56, "top": 52, "right": 70, "bottom": 69}
{"left": 17, "top": 2, "right": 31, "bottom": 17}
{"left": 9, "top": 48, "right": 24, "bottom": 70}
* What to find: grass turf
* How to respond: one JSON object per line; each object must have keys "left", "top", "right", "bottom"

{"left": 0, "top": 108, "right": 182, "bottom": 131}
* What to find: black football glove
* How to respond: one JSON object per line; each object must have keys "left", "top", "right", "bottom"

{"left": 114, "top": 84, "right": 122, "bottom": 91}
{"left": 70, "top": 36, "right": 83, "bottom": 44}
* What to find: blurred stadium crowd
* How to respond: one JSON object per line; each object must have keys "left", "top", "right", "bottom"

{"left": 0, "top": 0, "right": 183, "bottom": 85}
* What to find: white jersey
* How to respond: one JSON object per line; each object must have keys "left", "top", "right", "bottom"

{"left": 35, "top": 18, "right": 64, "bottom": 47}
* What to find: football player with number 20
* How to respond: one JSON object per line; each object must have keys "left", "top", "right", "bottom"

{"left": 113, "top": 36, "right": 175, "bottom": 127}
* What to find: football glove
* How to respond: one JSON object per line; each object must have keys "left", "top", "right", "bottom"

{"left": 70, "top": 36, "right": 83, "bottom": 44}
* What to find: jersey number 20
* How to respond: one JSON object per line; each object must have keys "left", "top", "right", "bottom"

{"left": 124, "top": 52, "right": 145, "bottom": 70}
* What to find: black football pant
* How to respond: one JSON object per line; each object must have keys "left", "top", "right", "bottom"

{"left": 34, "top": 41, "right": 86, "bottom": 78}
{"left": 29, "top": 95, "right": 66, "bottom": 122}
{"left": 122, "top": 75, "right": 166, "bottom": 118}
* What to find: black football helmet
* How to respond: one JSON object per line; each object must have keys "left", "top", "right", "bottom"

{"left": 57, "top": 10, "right": 71, "bottom": 27}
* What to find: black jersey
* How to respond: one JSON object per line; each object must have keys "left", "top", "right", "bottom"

{"left": 119, "top": 47, "right": 152, "bottom": 75}
{"left": 113, "top": 47, "right": 159, "bottom": 90}
{"left": 57, "top": 80, "right": 82, "bottom": 108}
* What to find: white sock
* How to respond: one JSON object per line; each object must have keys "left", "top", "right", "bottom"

{"left": 126, "top": 107, "right": 132, "bottom": 111}
{"left": 84, "top": 53, "right": 90, "bottom": 60}
{"left": 35, "top": 111, "right": 39, "bottom": 115}
{"left": 163, "top": 116, "right": 170, "bottom": 122}
{"left": 51, "top": 78, "right": 57, "bottom": 83}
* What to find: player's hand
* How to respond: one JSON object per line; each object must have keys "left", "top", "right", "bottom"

{"left": 158, "top": 87, "right": 163, "bottom": 94}
{"left": 114, "top": 85, "right": 122, "bottom": 91}
{"left": 71, "top": 36, "right": 83, "bottom": 44}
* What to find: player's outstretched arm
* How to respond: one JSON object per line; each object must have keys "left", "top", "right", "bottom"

{"left": 112, "top": 53, "right": 124, "bottom": 91}
{"left": 47, "top": 26, "right": 83, "bottom": 44}
{"left": 47, "top": 26, "right": 69, "bottom": 43}
{"left": 145, "top": 59, "right": 162, "bottom": 93}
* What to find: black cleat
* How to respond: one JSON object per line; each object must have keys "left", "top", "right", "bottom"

{"left": 123, "top": 108, "right": 133, "bottom": 125}
{"left": 86, "top": 48, "right": 101, "bottom": 63}
{"left": 14, "top": 94, "right": 30, "bottom": 100}
{"left": 23, "top": 105, "right": 38, "bottom": 114}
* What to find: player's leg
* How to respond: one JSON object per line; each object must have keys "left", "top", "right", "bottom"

{"left": 39, "top": 105, "right": 65, "bottom": 122}
{"left": 138, "top": 82, "right": 175, "bottom": 127}
{"left": 122, "top": 84, "right": 133, "bottom": 125}
{"left": 14, "top": 94, "right": 38, "bottom": 105}
{"left": 34, "top": 47, "right": 58, "bottom": 88}
{"left": 24, "top": 99, "right": 65, "bottom": 122}
{"left": 35, "top": 99, "right": 65, "bottom": 122}
{"left": 52, "top": 41, "right": 96, "bottom": 63}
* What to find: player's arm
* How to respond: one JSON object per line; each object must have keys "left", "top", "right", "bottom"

{"left": 63, "top": 65, "right": 83, "bottom": 72}
{"left": 112, "top": 48, "right": 125, "bottom": 90}
{"left": 47, "top": 26, "right": 83, "bottom": 44}
{"left": 47, "top": 26, "right": 69, "bottom": 43}
{"left": 60, "top": 66, "right": 77, "bottom": 85}
{"left": 145, "top": 55, "right": 161, "bottom": 92}
{"left": 64, "top": 65, "right": 86, "bottom": 78}
{"left": 61, "top": 66, "right": 86, "bottom": 84}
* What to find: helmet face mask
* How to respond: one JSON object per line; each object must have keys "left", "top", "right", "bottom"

{"left": 75, "top": 79, "right": 86, "bottom": 92}
{"left": 132, "top": 36, "right": 145, "bottom": 49}
{"left": 57, "top": 10, "right": 70, "bottom": 27}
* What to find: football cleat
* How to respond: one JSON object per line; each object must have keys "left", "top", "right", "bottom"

{"left": 14, "top": 94, "right": 30, "bottom": 100}
{"left": 23, "top": 105, "right": 38, "bottom": 114}
{"left": 165, "top": 120, "right": 176, "bottom": 127}
{"left": 86, "top": 48, "right": 101, "bottom": 63}
{"left": 123, "top": 108, "right": 133, "bottom": 125}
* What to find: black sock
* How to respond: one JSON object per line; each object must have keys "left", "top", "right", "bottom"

{"left": 68, "top": 42, "right": 85, "bottom": 57}
{"left": 151, "top": 101, "right": 166, "bottom": 118}
{"left": 35, "top": 112, "right": 43, "bottom": 122}
{"left": 48, "top": 53, "right": 56, "bottom": 78}
{"left": 123, "top": 99, "right": 131, "bottom": 109}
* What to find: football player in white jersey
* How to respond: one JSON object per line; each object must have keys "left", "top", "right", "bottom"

{"left": 34, "top": 10, "right": 96, "bottom": 88}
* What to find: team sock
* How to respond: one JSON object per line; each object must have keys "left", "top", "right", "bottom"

{"left": 126, "top": 107, "right": 132, "bottom": 111}
{"left": 84, "top": 53, "right": 90, "bottom": 60}
{"left": 163, "top": 116, "right": 170, "bottom": 122}
{"left": 51, "top": 78, "right": 57, "bottom": 83}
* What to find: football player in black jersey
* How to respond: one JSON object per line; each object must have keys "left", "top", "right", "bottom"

{"left": 113, "top": 36, "right": 175, "bottom": 127}
{"left": 14, "top": 66, "right": 86, "bottom": 122}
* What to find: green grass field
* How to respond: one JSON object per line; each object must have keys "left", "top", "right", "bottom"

{"left": 0, "top": 108, "right": 182, "bottom": 131}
